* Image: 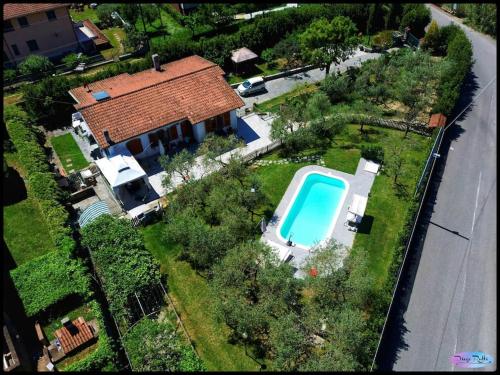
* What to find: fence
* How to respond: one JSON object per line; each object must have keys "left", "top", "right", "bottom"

{"left": 370, "top": 125, "right": 445, "bottom": 370}
{"left": 338, "top": 113, "right": 432, "bottom": 136}
{"left": 241, "top": 139, "right": 283, "bottom": 163}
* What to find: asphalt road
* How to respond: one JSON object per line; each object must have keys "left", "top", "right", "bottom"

{"left": 236, "top": 49, "right": 381, "bottom": 112}
{"left": 376, "top": 5, "right": 496, "bottom": 372}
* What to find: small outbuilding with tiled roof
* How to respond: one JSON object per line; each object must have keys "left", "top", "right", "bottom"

{"left": 428, "top": 113, "right": 447, "bottom": 128}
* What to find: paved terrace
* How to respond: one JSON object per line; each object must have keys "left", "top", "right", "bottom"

{"left": 261, "top": 160, "right": 378, "bottom": 278}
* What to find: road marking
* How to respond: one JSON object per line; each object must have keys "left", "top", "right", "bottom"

{"left": 471, "top": 171, "right": 482, "bottom": 234}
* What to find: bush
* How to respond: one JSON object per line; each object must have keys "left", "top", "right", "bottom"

{"left": 261, "top": 48, "right": 275, "bottom": 64}
{"left": 123, "top": 318, "right": 205, "bottom": 372}
{"left": 18, "top": 55, "right": 54, "bottom": 78}
{"left": 62, "top": 52, "right": 89, "bottom": 68}
{"left": 10, "top": 250, "right": 92, "bottom": 317}
{"left": 95, "top": 3, "right": 121, "bottom": 28}
{"left": 433, "top": 27, "right": 473, "bottom": 115}
{"left": 462, "top": 4, "right": 496, "bottom": 37}
{"left": 361, "top": 144, "right": 384, "bottom": 163}
{"left": 81, "top": 215, "right": 162, "bottom": 322}
{"left": 400, "top": 4, "right": 431, "bottom": 38}
{"left": 320, "top": 72, "right": 353, "bottom": 103}
{"left": 4, "top": 69, "right": 17, "bottom": 84}
{"left": 6, "top": 118, "right": 49, "bottom": 175}
{"left": 372, "top": 30, "right": 393, "bottom": 50}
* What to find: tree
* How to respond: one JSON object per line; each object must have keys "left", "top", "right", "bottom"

{"left": 273, "top": 35, "right": 303, "bottom": 71}
{"left": 159, "top": 149, "right": 196, "bottom": 189}
{"left": 385, "top": 142, "right": 405, "bottom": 185}
{"left": 354, "top": 55, "right": 391, "bottom": 107}
{"left": 300, "top": 16, "right": 358, "bottom": 77}
{"left": 320, "top": 72, "right": 352, "bottom": 103}
{"left": 390, "top": 49, "right": 438, "bottom": 137}
{"left": 196, "top": 3, "right": 236, "bottom": 29}
{"left": 269, "top": 312, "right": 313, "bottom": 371}
{"left": 18, "top": 55, "right": 54, "bottom": 78}
{"left": 183, "top": 10, "right": 203, "bottom": 37}
{"left": 400, "top": 4, "right": 431, "bottom": 39}
{"left": 270, "top": 95, "right": 308, "bottom": 142}
{"left": 123, "top": 318, "right": 205, "bottom": 371}
{"left": 124, "top": 27, "right": 147, "bottom": 51}
{"left": 421, "top": 20, "right": 440, "bottom": 54}
{"left": 305, "top": 92, "right": 346, "bottom": 142}
{"left": 62, "top": 53, "right": 89, "bottom": 68}
{"left": 196, "top": 134, "right": 244, "bottom": 170}
{"left": 96, "top": 3, "right": 121, "bottom": 28}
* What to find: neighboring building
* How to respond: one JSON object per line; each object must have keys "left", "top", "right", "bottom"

{"left": 3, "top": 3, "right": 79, "bottom": 67}
{"left": 68, "top": 55, "right": 244, "bottom": 214}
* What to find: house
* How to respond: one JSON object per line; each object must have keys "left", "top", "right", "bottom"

{"left": 68, "top": 54, "right": 245, "bottom": 215}
{"left": 3, "top": 3, "right": 79, "bottom": 67}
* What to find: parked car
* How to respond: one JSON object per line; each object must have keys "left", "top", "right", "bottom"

{"left": 237, "top": 76, "right": 266, "bottom": 97}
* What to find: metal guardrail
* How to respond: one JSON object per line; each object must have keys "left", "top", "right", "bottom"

{"left": 369, "top": 126, "right": 444, "bottom": 371}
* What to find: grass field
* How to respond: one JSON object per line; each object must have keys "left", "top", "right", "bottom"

{"left": 50, "top": 133, "right": 89, "bottom": 173}
{"left": 69, "top": 5, "right": 99, "bottom": 23}
{"left": 252, "top": 124, "right": 431, "bottom": 288}
{"left": 141, "top": 223, "right": 260, "bottom": 371}
{"left": 101, "top": 27, "right": 127, "bottom": 59}
{"left": 254, "top": 82, "right": 320, "bottom": 113}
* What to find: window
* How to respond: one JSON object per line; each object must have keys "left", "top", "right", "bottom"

{"left": 126, "top": 138, "right": 143, "bottom": 155}
{"left": 168, "top": 125, "right": 178, "bottom": 140}
{"left": 11, "top": 44, "right": 20, "bottom": 56}
{"left": 17, "top": 16, "right": 29, "bottom": 27}
{"left": 4, "top": 20, "right": 14, "bottom": 32}
{"left": 205, "top": 118, "right": 216, "bottom": 133}
{"left": 26, "top": 39, "right": 39, "bottom": 52}
{"left": 46, "top": 10, "right": 56, "bottom": 21}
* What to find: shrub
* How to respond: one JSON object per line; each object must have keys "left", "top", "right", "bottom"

{"left": 80, "top": 215, "right": 162, "bottom": 322}
{"left": 62, "top": 52, "right": 89, "bottom": 68}
{"left": 28, "top": 172, "right": 68, "bottom": 203}
{"left": 95, "top": 3, "right": 121, "bottom": 28}
{"left": 261, "top": 48, "right": 275, "bottom": 64}
{"left": 371, "top": 30, "right": 393, "bottom": 50}
{"left": 6, "top": 119, "right": 49, "bottom": 175}
{"left": 123, "top": 318, "right": 205, "bottom": 372}
{"left": 320, "top": 72, "right": 353, "bottom": 103}
{"left": 400, "top": 4, "right": 431, "bottom": 38}
{"left": 4, "top": 69, "right": 17, "bottom": 84}
{"left": 360, "top": 144, "right": 384, "bottom": 163}
{"left": 10, "top": 250, "right": 92, "bottom": 317}
{"left": 18, "top": 55, "right": 54, "bottom": 78}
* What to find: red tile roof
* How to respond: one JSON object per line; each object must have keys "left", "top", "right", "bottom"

{"left": 54, "top": 317, "right": 94, "bottom": 354}
{"left": 3, "top": 3, "right": 70, "bottom": 20}
{"left": 70, "top": 55, "right": 245, "bottom": 148}
{"left": 82, "top": 19, "right": 109, "bottom": 47}
{"left": 428, "top": 113, "right": 447, "bottom": 128}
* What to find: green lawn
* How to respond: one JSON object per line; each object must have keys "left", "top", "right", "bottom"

{"left": 101, "top": 27, "right": 127, "bottom": 59}
{"left": 50, "top": 133, "right": 89, "bottom": 173}
{"left": 141, "top": 223, "right": 260, "bottom": 371}
{"left": 69, "top": 5, "right": 99, "bottom": 23}
{"left": 254, "top": 82, "right": 320, "bottom": 113}
{"left": 227, "top": 62, "right": 281, "bottom": 85}
{"left": 135, "top": 7, "right": 184, "bottom": 35}
{"left": 4, "top": 196, "right": 55, "bottom": 266}
{"left": 253, "top": 124, "right": 431, "bottom": 288}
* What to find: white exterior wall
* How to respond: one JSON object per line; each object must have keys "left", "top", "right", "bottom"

{"left": 107, "top": 122, "right": 182, "bottom": 160}
{"left": 192, "top": 121, "right": 206, "bottom": 143}
{"left": 230, "top": 109, "right": 238, "bottom": 130}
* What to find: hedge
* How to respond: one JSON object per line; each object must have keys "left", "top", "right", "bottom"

{"left": 10, "top": 249, "right": 92, "bottom": 318}
{"left": 5, "top": 106, "right": 75, "bottom": 252}
{"left": 432, "top": 26, "right": 473, "bottom": 115}
{"left": 81, "top": 215, "right": 162, "bottom": 323}
{"left": 63, "top": 300, "right": 118, "bottom": 372}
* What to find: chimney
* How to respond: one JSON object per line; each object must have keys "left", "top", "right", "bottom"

{"left": 152, "top": 54, "right": 161, "bottom": 72}
{"left": 103, "top": 130, "right": 114, "bottom": 145}
{"left": 84, "top": 83, "right": 91, "bottom": 93}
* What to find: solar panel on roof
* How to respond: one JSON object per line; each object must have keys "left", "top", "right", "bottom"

{"left": 92, "top": 91, "right": 110, "bottom": 101}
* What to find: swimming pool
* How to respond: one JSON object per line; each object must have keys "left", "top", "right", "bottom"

{"left": 278, "top": 172, "right": 349, "bottom": 248}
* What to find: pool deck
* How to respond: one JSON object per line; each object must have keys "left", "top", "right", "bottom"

{"left": 261, "top": 159, "right": 378, "bottom": 278}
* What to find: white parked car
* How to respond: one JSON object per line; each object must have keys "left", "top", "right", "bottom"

{"left": 237, "top": 76, "right": 266, "bottom": 97}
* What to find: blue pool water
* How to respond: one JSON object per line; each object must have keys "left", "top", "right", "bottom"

{"left": 279, "top": 173, "right": 347, "bottom": 248}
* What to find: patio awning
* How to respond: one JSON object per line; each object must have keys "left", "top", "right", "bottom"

{"left": 95, "top": 154, "right": 147, "bottom": 188}
{"left": 231, "top": 47, "right": 258, "bottom": 64}
{"left": 78, "top": 200, "right": 111, "bottom": 228}
{"left": 348, "top": 194, "right": 368, "bottom": 217}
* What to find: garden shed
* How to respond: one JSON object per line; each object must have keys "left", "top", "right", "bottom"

{"left": 231, "top": 47, "right": 258, "bottom": 74}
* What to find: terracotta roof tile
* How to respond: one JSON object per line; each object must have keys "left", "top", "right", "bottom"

{"left": 54, "top": 317, "right": 94, "bottom": 354}
{"left": 3, "top": 3, "right": 70, "bottom": 20}
{"left": 428, "top": 113, "right": 447, "bottom": 128}
{"left": 82, "top": 19, "right": 109, "bottom": 47}
{"left": 71, "top": 55, "right": 244, "bottom": 148}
